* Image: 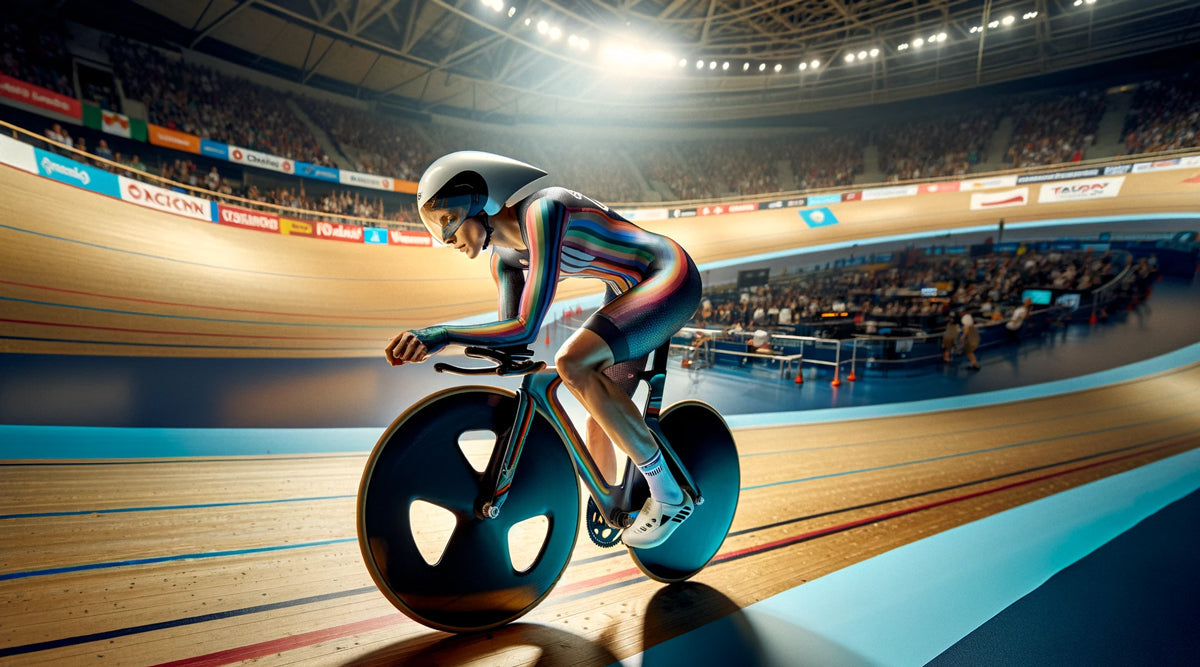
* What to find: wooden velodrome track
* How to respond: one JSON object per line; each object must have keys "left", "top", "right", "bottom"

{"left": 2, "top": 158, "right": 1200, "bottom": 664}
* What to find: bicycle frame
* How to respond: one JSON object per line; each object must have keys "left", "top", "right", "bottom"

{"left": 476, "top": 344, "right": 701, "bottom": 528}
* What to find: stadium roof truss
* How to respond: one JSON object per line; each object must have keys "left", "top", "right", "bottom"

{"left": 133, "top": 0, "right": 1200, "bottom": 123}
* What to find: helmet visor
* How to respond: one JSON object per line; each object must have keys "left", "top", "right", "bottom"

{"left": 419, "top": 194, "right": 478, "bottom": 245}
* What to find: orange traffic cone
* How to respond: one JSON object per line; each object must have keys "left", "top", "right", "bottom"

{"left": 831, "top": 371, "right": 841, "bottom": 387}
{"left": 794, "top": 367, "right": 804, "bottom": 384}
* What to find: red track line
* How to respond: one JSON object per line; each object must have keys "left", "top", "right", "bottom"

{"left": 0, "top": 318, "right": 379, "bottom": 342}
{"left": 0, "top": 279, "right": 396, "bottom": 321}
{"left": 153, "top": 444, "right": 1174, "bottom": 666}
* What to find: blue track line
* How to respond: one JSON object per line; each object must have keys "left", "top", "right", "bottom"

{"left": 0, "top": 494, "right": 355, "bottom": 521}
{"left": 0, "top": 538, "right": 358, "bottom": 582}
{"left": 742, "top": 409, "right": 1200, "bottom": 491}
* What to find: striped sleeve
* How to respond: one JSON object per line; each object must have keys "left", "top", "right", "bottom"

{"left": 439, "top": 197, "right": 566, "bottom": 348}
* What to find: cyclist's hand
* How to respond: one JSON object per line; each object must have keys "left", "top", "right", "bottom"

{"left": 386, "top": 331, "right": 429, "bottom": 366}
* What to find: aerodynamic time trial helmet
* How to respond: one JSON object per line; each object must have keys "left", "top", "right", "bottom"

{"left": 416, "top": 150, "right": 548, "bottom": 244}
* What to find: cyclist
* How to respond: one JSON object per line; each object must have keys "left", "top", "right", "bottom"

{"left": 386, "top": 151, "right": 702, "bottom": 549}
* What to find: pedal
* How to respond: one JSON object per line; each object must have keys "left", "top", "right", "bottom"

{"left": 585, "top": 497, "right": 623, "bottom": 548}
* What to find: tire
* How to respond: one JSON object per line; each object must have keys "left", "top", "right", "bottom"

{"left": 357, "top": 386, "right": 580, "bottom": 632}
{"left": 629, "top": 400, "right": 740, "bottom": 583}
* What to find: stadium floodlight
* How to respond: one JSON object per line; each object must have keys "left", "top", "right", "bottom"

{"left": 773, "top": 63, "right": 782, "bottom": 72}
{"left": 1023, "top": 11, "right": 1039, "bottom": 19}
{"left": 508, "top": 6, "right": 516, "bottom": 18}
{"left": 744, "top": 62, "right": 751, "bottom": 71}
{"left": 1085, "top": 0, "right": 1096, "bottom": 4}
{"left": 696, "top": 59, "right": 704, "bottom": 69}
{"left": 759, "top": 63, "right": 767, "bottom": 71}
{"left": 549, "top": 27, "right": 562, "bottom": 40}
{"left": 969, "top": 26, "right": 979, "bottom": 34}
{"left": 709, "top": 61, "right": 718, "bottom": 70}
{"left": 988, "top": 20, "right": 1000, "bottom": 28}
{"left": 857, "top": 50, "right": 867, "bottom": 59}
{"left": 799, "top": 62, "right": 808, "bottom": 71}
{"left": 845, "top": 53, "right": 855, "bottom": 63}
{"left": 480, "top": 0, "right": 504, "bottom": 11}
{"left": 899, "top": 42, "right": 910, "bottom": 50}
{"left": 722, "top": 61, "right": 730, "bottom": 70}
{"left": 936, "top": 33, "right": 947, "bottom": 42}
{"left": 810, "top": 59, "right": 819, "bottom": 69}
{"left": 680, "top": 58, "right": 689, "bottom": 68}
{"left": 536, "top": 20, "right": 549, "bottom": 34}
{"left": 869, "top": 48, "right": 880, "bottom": 58}
{"left": 1001, "top": 15, "right": 1015, "bottom": 26}
{"left": 913, "top": 37, "right": 925, "bottom": 48}
{"left": 1073, "top": 0, "right": 1083, "bottom": 5}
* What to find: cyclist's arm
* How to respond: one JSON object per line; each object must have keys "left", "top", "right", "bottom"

{"left": 491, "top": 250, "right": 524, "bottom": 321}
{"left": 414, "top": 197, "right": 566, "bottom": 351}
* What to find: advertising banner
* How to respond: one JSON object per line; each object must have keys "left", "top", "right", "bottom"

{"left": 393, "top": 179, "right": 419, "bottom": 194}
{"left": 200, "top": 139, "right": 228, "bottom": 160}
{"left": 969, "top": 187, "right": 1029, "bottom": 210}
{"left": 862, "top": 185, "right": 919, "bottom": 201}
{"left": 669, "top": 208, "right": 697, "bottom": 218}
{"left": 314, "top": 220, "right": 365, "bottom": 243}
{"left": 118, "top": 175, "right": 213, "bottom": 221}
{"left": 389, "top": 229, "right": 432, "bottom": 246}
{"left": 919, "top": 182, "right": 960, "bottom": 194}
{"left": 339, "top": 169, "right": 392, "bottom": 191}
{"left": 1038, "top": 176, "right": 1125, "bottom": 203}
{"left": 1131, "top": 157, "right": 1200, "bottom": 173}
{"left": 0, "top": 74, "right": 81, "bottom": 119}
{"left": 363, "top": 227, "right": 389, "bottom": 245}
{"left": 958, "top": 175, "right": 1019, "bottom": 191}
{"left": 279, "top": 218, "right": 316, "bottom": 237}
{"left": 148, "top": 124, "right": 201, "bottom": 154}
{"left": 217, "top": 204, "right": 280, "bottom": 233}
{"left": 841, "top": 191, "right": 862, "bottom": 202}
{"left": 620, "top": 208, "right": 669, "bottom": 221}
{"left": 0, "top": 133, "right": 37, "bottom": 174}
{"left": 34, "top": 147, "right": 120, "bottom": 197}
{"left": 806, "top": 193, "right": 842, "bottom": 206}
{"left": 295, "top": 161, "right": 340, "bottom": 183}
{"left": 229, "top": 146, "right": 294, "bottom": 174}
{"left": 799, "top": 207, "right": 839, "bottom": 228}
{"left": 1015, "top": 168, "right": 1100, "bottom": 184}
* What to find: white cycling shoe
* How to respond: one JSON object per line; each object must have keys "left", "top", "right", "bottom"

{"left": 621, "top": 493, "right": 694, "bottom": 549}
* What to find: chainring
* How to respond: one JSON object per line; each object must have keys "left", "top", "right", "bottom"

{"left": 585, "top": 497, "right": 623, "bottom": 548}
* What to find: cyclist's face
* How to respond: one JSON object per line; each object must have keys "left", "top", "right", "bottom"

{"left": 446, "top": 216, "right": 486, "bottom": 259}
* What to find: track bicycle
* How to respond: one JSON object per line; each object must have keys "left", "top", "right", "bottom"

{"left": 357, "top": 342, "right": 740, "bottom": 633}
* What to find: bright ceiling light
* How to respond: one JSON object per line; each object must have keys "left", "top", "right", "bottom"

{"left": 1001, "top": 15, "right": 1015, "bottom": 26}
{"left": 899, "top": 42, "right": 910, "bottom": 50}
{"left": 810, "top": 59, "right": 819, "bottom": 69}
{"left": 799, "top": 62, "right": 808, "bottom": 71}
{"left": 913, "top": 37, "right": 925, "bottom": 48}
{"left": 937, "top": 32, "right": 947, "bottom": 42}
{"left": 758, "top": 63, "right": 766, "bottom": 71}
{"left": 857, "top": 50, "right": 867, "bottom": 59}
{"left": 744, "top": 62, "right": 750, "bottom": 71}
{"left": 773, "top": 63, "right": 782, "bottom": 72}
{"left": 845, "top": 53, "right": 855, "bottom": 63}
{"left": 722, "top": 61, "right": 730, "bottom": 70}
{"left": 869, "top": 48, "right": 880, "bottom": 57}
{"left": 536, "top": 20, "right": 549, "bottom": 34}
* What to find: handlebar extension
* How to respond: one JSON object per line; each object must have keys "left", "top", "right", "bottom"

{"left": 433, "top": 346, "right": 546, "bottom": 377}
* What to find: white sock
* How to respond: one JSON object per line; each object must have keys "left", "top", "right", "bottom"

{"left": 636, "top": 450, "right": 684, "bottom": 505}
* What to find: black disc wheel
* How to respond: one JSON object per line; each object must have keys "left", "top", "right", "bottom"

{"left": 629, "top": 400, "right": 740, "bottom": 583}
{"left": 357, "top": 387, "right": 580, "bottom": 633}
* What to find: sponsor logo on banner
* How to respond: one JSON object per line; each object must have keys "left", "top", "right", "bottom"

{"left": 315, "top": 220, "right": 364, "bottom": 242}
{"left": 1131, "top": 158, "right": 1198, "bottom": 173}
{"left": 338, "top": 170, "right": 392, "bottom": 191}
{"left": 620, "top": 208, "right": 668, "bottom": 221}
{"left": 229, "top": 146, "right": 294, "bottom": 174}
{"left": 218, "top": 205, "right": 280, "bottom": 233}
{"left": 807, "top": 193, "right": 842, "bottom": 205}
{"left": 118, "top": 175, "right": 212, "bottom": 221}
{"left": 841, "top": 192, "right": 862, "bottom": 202}
{"left": 920, "top": 182, "right": 961, "bottom": 194}
{"left": 799, "top": 207, "right": 839, "bottom": 228}
{"left": 727, "top": 203, "right": 759, "bottom": 213}
{"left": 200, "top": 139, "right": 228, "bottom": 160}
{"left": 785, "top": 198, "right": 807, "bottom": 208}
{"left": 280, "top": 218, "right": 315, "bottom": 237}
{"left": 364, "top": 227, "right": 388, "bottom": 245}
{"left": 390, "top": 229, "right": 432, "bottom": 246}
{"left": 1038, "top": 177, "right": 1124, "bottom": 203}
{"left": 0, "top": 133, "right": 37, "bottom": 174}
{"left": 0, "top": 73, "right": 82, "bottom": 118}
{"left": 148, "top": 124, "right": 201, "bottom": 153}
{"left": 699, "top": 205, "right": 728, "bottom": 216}
{"left": 670, "top": 208, "right": 697, "bottom": 218}
{"left": 35, "top": 148, "right": 120, "bottom": 197}
{"left": 295, "top": 162, "right": 340, "bottom": 183}
{"left": 958, "top": 175, "right": 1019, "bottom": 191}
{"left": 1103, "top": 164, "right": 1133, "bottom": 176}
{"left": 765, "top": 200, "right": 784, "bottom": 209}
{"left": 101, "top": 111, "right": 132, "bottom": 138}
{"left": 969, "top": 187, "right": 1029, "bottom": 210}
{"left": 1016, "top": 168, "right": 1100, "bottom": 184}
{"left": 862, "top": 185, "right": 919, "bottom": 201}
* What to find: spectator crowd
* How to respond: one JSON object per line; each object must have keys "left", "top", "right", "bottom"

{"left": 3, "top": 12, "right": 1198, "bottom": 219}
